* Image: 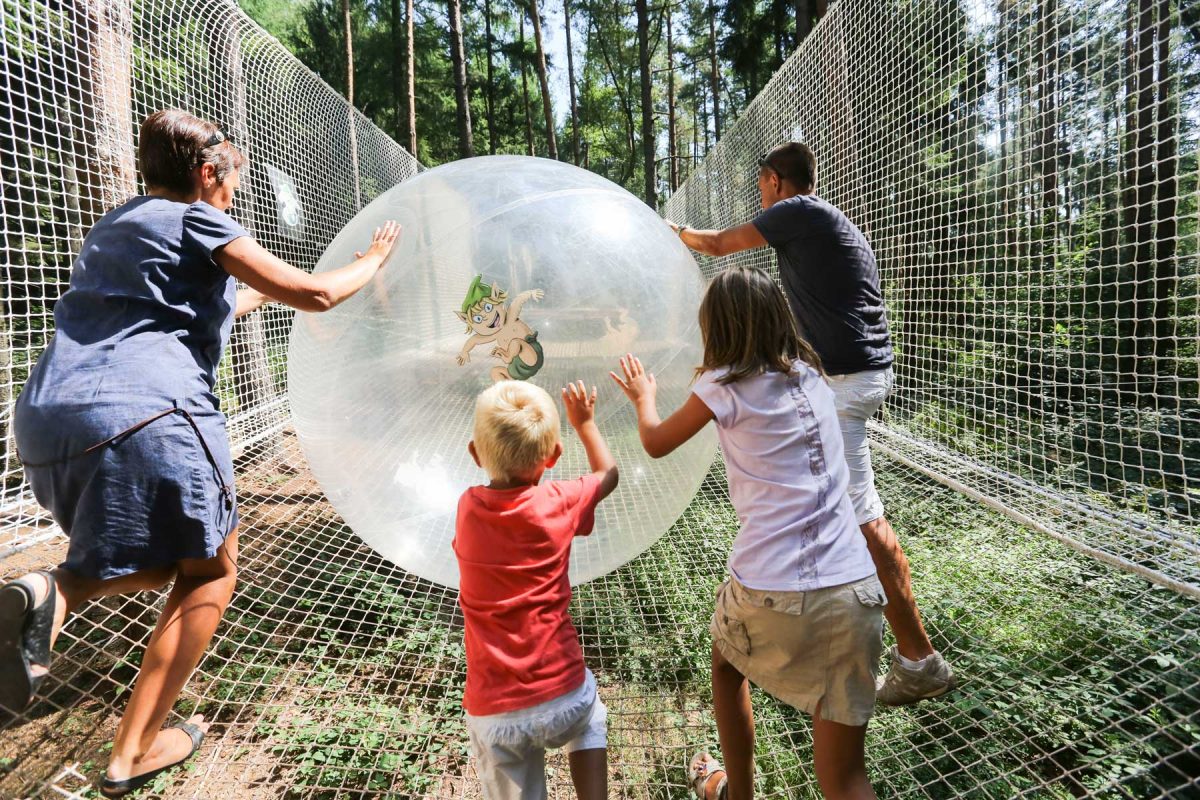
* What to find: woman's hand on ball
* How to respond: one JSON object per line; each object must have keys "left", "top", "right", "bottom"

{"left": 562, "top": 380, "right": 599, "bottom": 429}
{"left": 354, "top": 220, "right": 402, "bottom": 265}
{"left": 610, "top": 353, "right": 657, "bottom": 405}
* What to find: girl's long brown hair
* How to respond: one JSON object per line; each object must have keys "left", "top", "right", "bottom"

{"left": 697, "top": 266, "right": 823, "bottom": 384}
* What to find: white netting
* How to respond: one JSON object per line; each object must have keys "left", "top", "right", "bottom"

{"left": 1, "top": 0, "right": 1198, "bottom": 798}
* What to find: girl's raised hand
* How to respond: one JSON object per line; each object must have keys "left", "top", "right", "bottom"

{"left": 561, "top": 380, "right": 598, "bottom": 430}
{"left": 609, "top": 353, "right": 657, "bottom": 404}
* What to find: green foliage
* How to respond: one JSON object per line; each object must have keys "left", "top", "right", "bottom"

{"left": 235, "top": 0, "right": 758, "bottom": 200}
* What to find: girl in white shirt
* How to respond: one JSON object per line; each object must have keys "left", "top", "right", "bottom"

{"left": 611, "top": 266, "right": 884, "bottom": 800}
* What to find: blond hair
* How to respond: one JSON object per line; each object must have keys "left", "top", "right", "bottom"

{"left": 472, "top": 381, "right": 560, "bottom": 481}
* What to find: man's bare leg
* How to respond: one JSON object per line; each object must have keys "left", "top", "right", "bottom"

{"left": 859, "top": 516, "right": 932, "bottom": 661}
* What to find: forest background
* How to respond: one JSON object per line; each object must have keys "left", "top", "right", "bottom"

{"left": 236, "top": 0, "right": 1199, "bottom": 522}
{"left": 237, "top": 0, "right": 833, "bottom": 208}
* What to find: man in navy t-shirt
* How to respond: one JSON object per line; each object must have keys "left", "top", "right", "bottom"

{"left": 671, "top": 142, "right": 955, "bottom": 706}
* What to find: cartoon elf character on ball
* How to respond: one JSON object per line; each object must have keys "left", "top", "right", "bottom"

{"left": 455, "top": 275, "right": 545, "bottom": 382}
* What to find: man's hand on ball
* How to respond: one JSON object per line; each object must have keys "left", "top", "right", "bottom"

{"left": 562, "top": 380, "right": 598, "bottom": 430}
{"left": 610, "top": 353, "right": 657, "bottom": 405}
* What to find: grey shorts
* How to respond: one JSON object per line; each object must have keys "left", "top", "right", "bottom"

{"left": 711, "top": 574, "right": 886, "bottom": 726}
{"left": 466, "top": 669, "right": 607, "bottom": 800}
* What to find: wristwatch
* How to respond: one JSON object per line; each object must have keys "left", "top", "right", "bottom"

{"left": 676, "top": 224, "right": 689, "bottom": 237}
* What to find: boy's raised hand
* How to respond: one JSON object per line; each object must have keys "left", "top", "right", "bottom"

{"left": 610, "top": 354, "right": 657, "bottom": 405}
{"left": 561, "top": 380, "right": 599, "bottom": 430}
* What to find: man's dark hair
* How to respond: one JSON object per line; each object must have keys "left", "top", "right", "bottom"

{"left": 138, "top": 109, "right": 244, "bottom": 194}
{"left": 759, "top": 142, "right": 816, "bottom": 191}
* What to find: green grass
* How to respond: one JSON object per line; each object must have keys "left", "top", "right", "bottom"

{"left": 172, "top": 455, "right": 1198, "bottom": 798}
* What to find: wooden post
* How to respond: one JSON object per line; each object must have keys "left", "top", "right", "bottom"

{"left": 212, "top": 9, "right": 279, "bottom": 461}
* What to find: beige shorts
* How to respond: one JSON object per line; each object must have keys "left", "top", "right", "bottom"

{"left": 710, "top": 574, "right": 886, "bottom": 726}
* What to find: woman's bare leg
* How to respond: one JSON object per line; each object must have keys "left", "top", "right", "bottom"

{"left": 106, "top": 529, "right": 239, "bottom": 781}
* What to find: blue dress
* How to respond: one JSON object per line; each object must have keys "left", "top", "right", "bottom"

{"left": 14, "top": 197, "right": 250, "bottom": 579}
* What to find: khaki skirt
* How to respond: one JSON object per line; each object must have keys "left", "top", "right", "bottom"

{"left": 711, "top": 573, "right": 886, "bottom": 726}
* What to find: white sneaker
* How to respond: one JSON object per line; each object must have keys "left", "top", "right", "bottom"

{"left": 875, "top": 646, "right": 956, "bottom": 706}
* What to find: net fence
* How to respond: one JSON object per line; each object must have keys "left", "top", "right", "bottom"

{"left": 666, "top": 0, "right": 1200, "bottom": 597}
{"left": 0, "top": 0, "right": 1197, "bottom": 798}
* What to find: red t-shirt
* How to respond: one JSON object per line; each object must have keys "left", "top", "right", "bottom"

{"left": 453, "top": 474, "right": 603, "bottom": 716}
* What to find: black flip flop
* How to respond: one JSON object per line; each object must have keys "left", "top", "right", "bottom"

{"left": 0, "top": 570, "right": 56, "bottom": 711}
{"left": 99, "top": 721, "right": 205, "bottom": 797}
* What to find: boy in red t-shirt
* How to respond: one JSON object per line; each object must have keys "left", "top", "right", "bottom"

{"left": 454, "top": 379, "right": 619, "bottom": 800}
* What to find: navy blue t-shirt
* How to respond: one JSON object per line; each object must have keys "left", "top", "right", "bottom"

{"left": 752, "top": 195, "right": 893, "bottom": 375}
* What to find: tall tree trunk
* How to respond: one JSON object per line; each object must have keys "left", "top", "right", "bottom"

{"left": 448, "top": 0, "right": 474, "bottom": 157}
{"left": 774, "top": 1, "right": 784, "bottom": 65}
{"left": 636, "top": 0, "right": 655, "bottom": 206}
{"left": 343, "top": 0, "right": 354, "bottom": 105}
{"left": 1151, "top": 0, "right": 1177, "bottom": 376}
{"left": 520, "top": 15, "right": 535, "bottom": 156}
{"left": 485, "top": 0, "right": 498, "bottom": 154}
{"left": 1036, "top": 0, "right": 1059, "bottom": 221}
{"left": 344, "top": 0, "right": 362, "bottom": 207}
{"left": 1125, "top": 0, "right": 1158, "bottom": 394}
{"left": 997, "top": 0, "right": 1011, "bottom": 369}
{"left": 406, "top": 0, "right": 417, "bottom": 155}
{"left": 527, "top": 0, "right": 558, "bottom": 159}
{"left": 708, "top": 0, "right": 721, "bottom": 140}
{"left": 667, "top": 7, "right": 677, "bottom": 191}
{"left": 392, "top": 0, "right": 405, "bottom": 145}
{"left": 795, "top": 0, "right": 812, "bottom": 43}
{"left": 74, "top": 0, "right": 137, "bottom": 230}
{"left": 7, "top": 0, "right": 136, "bottom": 479}
{"left": 692, "top": 64, "right": 700, "bottom": 174}
{"left": 564, "top": 0, "right": 581, "bottom": 164}
{"left": 1035, "top": 0, "right": 1059, "bottom": 398}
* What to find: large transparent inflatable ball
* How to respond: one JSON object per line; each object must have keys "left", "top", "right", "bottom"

{"left": 288, "top": 156, "right": 717, "bottom": 588}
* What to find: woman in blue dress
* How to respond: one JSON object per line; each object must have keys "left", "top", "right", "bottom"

{"left": 0, "top": 109, "right": 400, "bottom": 796}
